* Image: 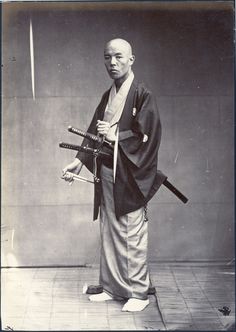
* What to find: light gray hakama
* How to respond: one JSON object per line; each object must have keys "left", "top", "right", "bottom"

{"left": 99, "top": 164, "right": 149, "bottom": 300}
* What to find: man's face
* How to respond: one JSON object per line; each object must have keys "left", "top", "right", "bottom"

{"left": 104, "top": 40, "right": 134, "bottom": 82}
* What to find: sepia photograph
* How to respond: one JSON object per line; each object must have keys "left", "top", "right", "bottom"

{"left": 1, "top": 1, "right": 235, "bottom": 331}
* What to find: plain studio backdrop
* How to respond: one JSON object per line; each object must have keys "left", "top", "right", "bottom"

{"left": 2, "top": 1, "right": 234, "bottom": 267}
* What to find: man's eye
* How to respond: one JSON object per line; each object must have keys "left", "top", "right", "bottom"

{"left": 116, "top": 56, "right": 122, "bottom": 59}
{"left": 104, "top": 56, "right": 110, "bottom": 60}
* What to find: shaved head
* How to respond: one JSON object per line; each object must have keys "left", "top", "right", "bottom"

{"left": 105, "top": 38, "right": 133, "bottom": 57}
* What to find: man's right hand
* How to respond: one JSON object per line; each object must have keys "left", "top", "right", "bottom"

{"left": 62, "top": 158, "right": 83, "bottom": 184}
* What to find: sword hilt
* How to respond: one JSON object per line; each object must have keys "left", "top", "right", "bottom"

{"left": 59, "top": 142, "right": 112, "bottom": 159}
{"left": 68, "top": 126, "right": 101, "bottom": 142}
{"left": 68, "top": 126, "right": 114, "bottom": 147}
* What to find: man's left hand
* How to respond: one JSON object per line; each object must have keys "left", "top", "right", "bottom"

{"left": 96, "top": 120, "right": 110, "bottom": 136}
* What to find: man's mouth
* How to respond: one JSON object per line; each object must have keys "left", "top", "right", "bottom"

{"left": 110, "top": 69, "right": 119, "bottom": 73}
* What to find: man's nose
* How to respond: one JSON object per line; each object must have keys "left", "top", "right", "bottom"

{"left": 110, "top": 57, "right": 116, "bottom": 66}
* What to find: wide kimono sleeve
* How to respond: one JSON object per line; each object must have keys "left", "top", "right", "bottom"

{"left": 119, "top": 88, "right": 161, "bottom": 169}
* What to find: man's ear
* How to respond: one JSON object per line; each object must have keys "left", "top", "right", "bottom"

{"left": 130, "top": 55, "right": 135, "bottom": 65}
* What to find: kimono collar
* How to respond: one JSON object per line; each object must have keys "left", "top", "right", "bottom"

{"left": 104, "top": 71, "right": 134, "bottom": 126}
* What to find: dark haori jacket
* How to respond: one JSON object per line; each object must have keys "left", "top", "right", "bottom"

{"left": 76, "top": 81, "right": 167, "bottom": 220}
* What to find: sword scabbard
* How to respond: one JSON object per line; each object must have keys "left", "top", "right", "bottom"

{"left": 163, "top": 179, "right": 188, "bottom": 204}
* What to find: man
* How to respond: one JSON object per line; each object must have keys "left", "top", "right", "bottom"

{"left": 62, "top": 38, "right": 166, "bottom": 312}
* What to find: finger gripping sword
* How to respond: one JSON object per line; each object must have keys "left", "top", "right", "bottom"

{"left": 59, "top": 142, "right": 112, "bottom": 183}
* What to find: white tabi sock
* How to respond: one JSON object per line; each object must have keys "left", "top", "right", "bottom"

{"left": 121, "top": 298, "right": 150, "bottom": 312}
{"left": 89, "top": 291, "right": 113, "bottom": 302}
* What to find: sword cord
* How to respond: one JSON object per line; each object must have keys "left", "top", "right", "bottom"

{"left": 92, "top": 134, "right": 106, "bottom": 183}
{"left": 144, "top": 204, "right": 148, "bottom": 222}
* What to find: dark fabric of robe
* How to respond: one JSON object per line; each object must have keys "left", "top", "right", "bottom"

{"left": 76, "top": 81, "right": 167, "bottom": 220}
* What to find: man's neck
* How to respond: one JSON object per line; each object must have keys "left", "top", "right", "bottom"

{"left": 114, "top": 70, "right": 133, "bottom": 92}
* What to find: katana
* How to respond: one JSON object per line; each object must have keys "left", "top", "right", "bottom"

{"left": 59, "top": 138, "right": 188, "bottom": 204}
{"left": 59, "top": 142, "right": 111, "bottom": 159}
{"left": 59, "top": 142, "right": 110, "bottom": 183}
{"left": 68, "top": 125, "right": 113, "bottom": 147}
{"left": 67, "top": 125, "right": 116, "bottom": 182}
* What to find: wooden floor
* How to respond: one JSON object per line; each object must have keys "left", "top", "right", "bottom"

{"left": 1, "top": 263, "right": 235, "bottom": 331}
